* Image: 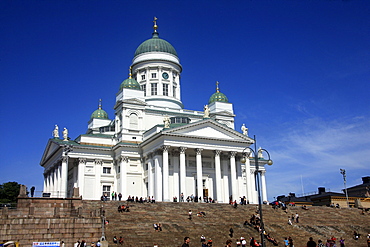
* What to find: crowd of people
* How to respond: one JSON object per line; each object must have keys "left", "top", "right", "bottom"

{"left": 97, "top": 194, "right": 369, "bottom": 247}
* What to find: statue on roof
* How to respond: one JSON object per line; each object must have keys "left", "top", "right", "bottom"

{"left": 163, "top": 116, "right": 170, "bottom": 128}
{"left": 63, "top": 127, "right": 68, "bottom": 141}
{"left": 53, "top": 125, "right": 59, "bottom": 138}
{"left": 204, "top": 105, "right": 210, "bottom": 118}
{"left": 241, "top": 124, "right": 248, "bottom": 136}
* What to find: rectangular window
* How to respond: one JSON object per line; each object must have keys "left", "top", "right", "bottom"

{"left": 102, "top": 185, "right": 111, "bottom": 195}
{"left": 151, "top": 83, "right": 157, "bottom": 95}
{"left": 142, "top": 85, "right": 146, "bottom": 96}
{"left": 103, "top": 167, "right": 111, "bottom": 174}
{"left": 163, "top": 84, "right": 168, "bottom": 96}
{"left": 141, "top": 74, "right": 145, "bottom": 80}
{"left": 151, "top": 73, "right": 156, "bottom": 78}
{"left": 173, "top": 86, "right": 176, "bottom": 97}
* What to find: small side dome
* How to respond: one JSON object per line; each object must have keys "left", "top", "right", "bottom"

{"left": 120, "top": 78, "right": 141, "bottom": 90}
{"left": 208, "top": 81, "right": 229, "bottom": 104}
{"left": 119, "top": 67, "right": 141, "bottom": 90}
{"left": 91, "top": 99, "right": 109, "bottom": 120}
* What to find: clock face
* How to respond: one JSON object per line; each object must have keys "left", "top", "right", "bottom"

{"left": 162, "top": 72, "right": 169, "bottom": 79}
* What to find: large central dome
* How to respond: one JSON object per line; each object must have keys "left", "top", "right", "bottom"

{"left": 134, "top": 32, "right": 178, "bottom": 57}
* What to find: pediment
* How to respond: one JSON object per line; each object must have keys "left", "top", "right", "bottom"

{"left": 163, "top": 119, "right": 252, "bottom": 142}
{"left": 40, "top": 139, "right": 63, "bottom": 165}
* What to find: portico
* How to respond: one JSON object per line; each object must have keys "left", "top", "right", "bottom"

{"left": 140, "top": 119, "right": 268, "bottom": 203}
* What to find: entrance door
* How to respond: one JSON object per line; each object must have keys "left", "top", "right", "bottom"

{"left": 203, "top": 189, "right": 208, "bottom": 198}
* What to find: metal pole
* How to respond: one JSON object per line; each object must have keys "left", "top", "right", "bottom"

{"left": 254, "top": 135, "right": 265, "bottom": 247}
{"left": 340, "top": 169, "right": 350, "bottom": 208}
{"left": 101, "top": 207, "right": 106, "bottom": 241}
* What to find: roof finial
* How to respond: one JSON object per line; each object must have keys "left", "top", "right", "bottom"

{"left": 98, "top": 99, "right": 102, "bottom": 109}
{"left": 129, "top": 66, "right": 132, "bottom": 79}
{"left": 153, "top": 17, "right": 158, "bottom": 33}
{"left": 216, "top": 81, "right": 220, "bottom": 93}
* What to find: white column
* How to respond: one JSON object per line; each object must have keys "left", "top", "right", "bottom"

{"left": 50, "top": 168, "right": 59, "bottom": 197}
{"left": 230, "top": 153, "right": 237, "bottom": 203}
{"left": 54, "top": 165, "right": 59, "bottom": 197}
{"left": 43, "top": 174, "right": 47, "bottom": 194}
{"left": 244, "top": 156, "right": 252, "bottom": 203}
{"left": 214, "top": 150, "right": 222, "bottom": 202}
{"left": 162, "top": 145, "right": 170, "bottom": 202}
{"left": 179, "top": 147, "right": 187, "bottom": 199}
{"left": 95, "top": 159, "right": 102, "bottom": 199}
{"left": 147, "top": 154, "right": 153, "bottom": 198}
{"left": 61, "top": 156, "right": 69, "bottom": 198}
{"left": 261, "top": 170, "right": 267, "bottom": 202}
{"left": 222, "top": 154, "right": 230, "bottom": 203}
{"left": 154, "top": 151, "right": 163, "bottom": 201}
{"left": 78, "top": 158, "right": 85, "bottom": 198}
{"left": 196, "top": 148, "right": 203, "bottom": 200}
{"left": 120, "top": 156, "right": 128, "bottom": 199}
{"left": 172, "top": 151, "right": 180, "bottom": 200}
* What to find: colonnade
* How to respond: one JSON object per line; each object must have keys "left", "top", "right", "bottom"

{"left": 143, "top": 145, "right": 269, "bottom": 203}
{"left": 43, "top": 155, "right": 69, "bottom": 198}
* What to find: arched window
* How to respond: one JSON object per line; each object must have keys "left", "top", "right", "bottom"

{"left": 129, "top": 113, "right": 138, "bottom": 129}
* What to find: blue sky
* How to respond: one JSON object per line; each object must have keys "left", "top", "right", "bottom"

{"left": 1, "top": 0, "right": 369, "bottom": 200}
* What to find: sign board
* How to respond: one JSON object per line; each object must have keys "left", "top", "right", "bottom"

{"left": 32, "top": 242, "right": 60, "bottom": 247}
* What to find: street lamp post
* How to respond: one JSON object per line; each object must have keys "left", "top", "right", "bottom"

{"left": 240, "top": 135, "right": 273, "bottom": 247}
{"left": 340, "top": 169, "right": 350, "bottom": 208}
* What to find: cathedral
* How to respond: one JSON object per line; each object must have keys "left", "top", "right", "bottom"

{"left": 40, "top": 19, "right": 271, "bottom": 203}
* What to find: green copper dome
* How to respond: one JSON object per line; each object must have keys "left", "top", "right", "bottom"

{"left": 91, "top": 100, "right": 109, "bottom": 120}
{"left": 134, "top": 32, "right": 178, "bottom": 57}
{"left": 208, "top": 82, "right": 229, "bottom": 104}
{"left": 209, "top": 92, "right": 229, "bottom": 104}
{"left": 120, "top": 77, "right": 141, "bottom": 90}
{"left": 135, "top": 18, "right": 178, "bottom": 57}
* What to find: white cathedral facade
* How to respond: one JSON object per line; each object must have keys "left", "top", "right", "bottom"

{"left": 40, "top": 19, "right": 271, "bottom": 204}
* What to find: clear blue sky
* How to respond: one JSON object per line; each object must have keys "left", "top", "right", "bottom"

{"left": 1, "top": 0, "right": 369, "bottom": 200}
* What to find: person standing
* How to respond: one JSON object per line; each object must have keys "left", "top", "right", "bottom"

{"left": 339, "top": 237, "right": 345, "bottom": 247}
{"left": 229, "top": 227, "right": 234, "bottom": 238}
{"left": 288, "top": 236, "right": 294, "bottom": 247}
{"left": 307, "top": 237, "right": 317, "bottom": 247}
{"left": 284, "top": 237, "right": 289, "bottom": 247}
{"left": 182, "top": 237, "right": 190, "bottom": 247}
{"left": 225, "top": 239, "right": 232, "bottom": 247}
{"left": 295, "top": 213, "right": 299, "bottom": 223}
{"left": 30, "top": 186, "right": 35, "bottom": 197}
{"left": 188, "top": 210, "right": 192, "bottom": 220}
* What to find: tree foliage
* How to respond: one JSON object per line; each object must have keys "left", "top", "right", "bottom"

{"left": 0, "top": 181, "right": 20, "bottom": 203}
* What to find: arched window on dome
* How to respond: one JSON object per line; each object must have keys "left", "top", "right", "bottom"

{"left": 129, "top": 113, "right": 138, "bottom": 129}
